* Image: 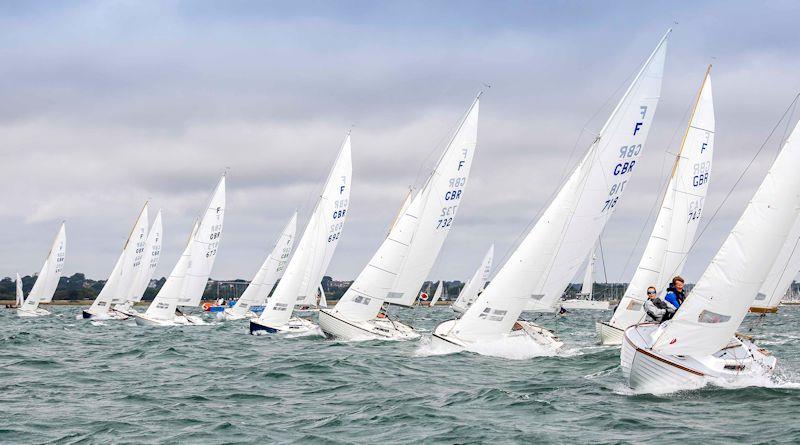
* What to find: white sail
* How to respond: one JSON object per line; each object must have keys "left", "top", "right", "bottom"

{"left": 15, "top": 272, "right": 24, "bottom": 306}
{"left": 21, "top": 222, "right": 66, "bottom": 310}
{"left": 177, "top": 175, "right": 226, "bottom": 307}
{"left": 579, "top": 247, "right": 596, "bottom": 298}
{"left": 318, "top": 284, "right": 328, "bottom": 308}
{"left": 258, "top": 134, "right": 352, "bottom": 327}
{"left": 88, "top": 203, "right": 150, "bottom": 315}
{"left": 143, "top": 229, "right": 194, "bottom": 321}
{"left": 609, "top": 67, "right": 715, "bottom": 329}
{"left": 452, "top": 244, "right": 494, "bottom": 311}
{"left": 126, "top": 209, "right": 163, "bottom": 305}
{"left": 429, "top": 281, "right": 444, "bottom": 306}
{"left": 228, "top": 212, "right": 297, "bottom": 317}
{"left": 653, "top": 118, "right": 800, "bottom": 356}
{"left": 330, "top": 97, "right": 479, "bottom": 323}
{"left": 751, "top": 216, "right": 800, "bottom": 311}
{"left": 449, "top": 31, "right": 668, "bottom": 341}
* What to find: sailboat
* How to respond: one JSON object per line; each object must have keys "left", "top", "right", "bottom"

{"left": 428, "top": 281, "right": 444, "bottom": 307}
{"left": 249, "top": 134, "right": 352, "bottom": 335}
{"left": 450, "top": 244, "right": 494, "bottom": 315}
{"left": 11, "top": 273, "right": 24, "bottom": 308}
{"left": 221, "top": 212, "right": 297, "bottom": 321}
{"left": 17, "top": 222, "right": 67, "bottom": 317}
{"left": 83, "top": 203, "right": 150, "bottom": 320}
{"left": 621, "top": 116, "right": 800, "bottom": 391}
{"left": 133, "top": 175, "right": 225, "bottom": 326}
{"left": 598, "top": 66, "right": 715, "bottom": 344}
{"left": 748, "top": 217, "right": 800, "bottom": 313}
{"left": 114, "top": 210, "right": 163, "bottom": 316}
{"left": 561, "top": 247, "right": 609, "bottom": 310}
{"left": 430, "top": 31, "right": 668, "bottom": 354}
{"left": 318, "top": 95, "right": 480, "bottom": 341}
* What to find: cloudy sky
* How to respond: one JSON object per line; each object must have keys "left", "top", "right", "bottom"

{"left": 2, "top": 1, "right": 799, "bottom": 286}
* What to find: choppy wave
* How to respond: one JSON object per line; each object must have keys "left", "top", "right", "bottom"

{"left": 1, "top": 306, "right": 799, "bottom": 444}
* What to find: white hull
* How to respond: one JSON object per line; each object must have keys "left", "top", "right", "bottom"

{"left": 561, "top": 299, "right": 609, "bottom": 310}
{"left": 293, "top": 308, "right": 320, "bottom": 317}
{"left": 318, "top": 309, "right": 420, "bottom": 341}
{"left": 219, "top": 308, "right": 258, "bottom": 321}
{"left": 249, "top": 316, "right": 321, "bottom": 336}
{"left": 622, "top": 323, "right": 777, "bottom": 392}
{"left": 17, "top": 307, "right": 51, "bottom": 317}
{"left": 431, "top": 319, "right": 564, "bottom": 353}
{"left": 596, "top": 320, "right": 624, "bottom": 345}
{"left": 82, "top": 308, "right": 129, "bottom": 321}
{"left": 132, "top": 313, "right": 207, "bottom": 326}
{"left": 450, "top": 303, "right": 468, "bottom": 316}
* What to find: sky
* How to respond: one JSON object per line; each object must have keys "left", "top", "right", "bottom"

{"left": 2, "top": 0, "right": 800, "bottom": 285}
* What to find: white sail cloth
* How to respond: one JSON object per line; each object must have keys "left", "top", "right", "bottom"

{"left": 15, "top": 273, "right": 24, "bottom": 306}
{"left": 429, "top": 281, "right": 444, "bottom": 306}
{"left": 654, "top": 119, "right": 800, "bottom": 356}
{"left": 331, "top": 97, "right": 480, "bottom": 323}
{"left": 751, "top": 215, "right": 800, "bottom": 310}
{"left": 257, "top": 135, "right": 352, "bottom": 327}
{"left": 228, "top": 212, "right": 297, "bottom": 317}
{"left": 123, "top": 210, "right": 163, "bottom": 306}
{"left": 609, "top": 68, "right": 714, "bottom": 330}
{"left": 452, "top": 244, "right": 494, "bottom": 311}
{"left": 20, "top": 222, "right": 66, "bottom": 311}
{"left": 447, "top": 31, "right": 668, "bottom": 341}
{"left": 579, "top": 247, "right": 596, "bottom": 297}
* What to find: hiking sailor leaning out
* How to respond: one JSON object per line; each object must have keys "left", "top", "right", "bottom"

{"left": 643, "top": 286, "right": 669, "bottom": 323}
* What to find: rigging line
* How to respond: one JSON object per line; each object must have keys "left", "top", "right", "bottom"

{"left": 666, "top": 93, "right": 800, "bottom": 279}
{"left": 599, "top": 238, "right": 609, "bottom": 284}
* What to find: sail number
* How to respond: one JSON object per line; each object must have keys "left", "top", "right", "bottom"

{"left": 693, "top": 161, "right": 710, "bottom": 187}
{"left": 328, "top": 199, "right": 349, "bottom": 242}
{"left": 688, "top": 199, "right": 703, "bottom": 222}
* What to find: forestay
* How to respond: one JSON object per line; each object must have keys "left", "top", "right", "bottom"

{"left": 21, "top": 222, "right": 66, "bottom": 311}
{"left": 89, "top": 203, "right": 149, "bottom": 314}
{"left": 228, "top": 212, "right": 297, "bottom": 317}
{"left": 751, "top": 215, "right": 800, "bottom": 311}
{"left": 177, "top": 176, "right": 226, "bottom": 307}
{"left": 258, "top": 135, "right": 351, "bottom": 327}
{"left": 610, "top": 68, "right": 714, "bottom": 329}
{"left": 450, "top": 32, "right": 668, "bottom": 341}
{"left": 452, "top": 244, "right": 494, "bottom": 311}
{"left": 654, "top": 119, "right": 800, "bottom": 356}
{"left": 331, "top": 96, "right": 480, "bottom": 322}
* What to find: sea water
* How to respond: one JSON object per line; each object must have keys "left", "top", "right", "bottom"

{"left": 1, "top": 305, "right": 799, "bottom": 444}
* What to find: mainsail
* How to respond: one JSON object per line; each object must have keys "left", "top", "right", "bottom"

{"left": 20, "top": 222, "right": 66, "bottom": 310}
{"left": 123, "top": 210, "right": 163, "bottom": 307}
{"left": 88, "top": 203, "right": 149, "bottom": 315}
{"left": 257, "top": 134, "right": 352, "bottom": 327}
{"left": 228, "top": 212, "right": 297, "bottom": 317}
{"left": 429, "top": 281, "right": 444, "bottom": 307}
{"left": 330, "top": 96, "right": 479, "bottom": 323}
{"left": 608, "top": 67, "right": 714, "bottom": 329}
{"left": 451, "top": 244, "right": 494, "bottom": 312}
{"left": 177, "top": 175, "right": 226, "bottom": 307}
{"left": 654, "top": 119, "right": 800, "bottom": 356}
{"left": 579, "top": 247, "right": 596, "bottom": 298}
{"left": 750, "top": 216, "right": 800, "bottom": 312}
{"left": 449, "top": 31, "right": 668, "bottom": 341}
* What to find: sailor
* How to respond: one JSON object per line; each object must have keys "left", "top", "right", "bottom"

{"left": 643, "top": 286, "right": 667, "bottom": 323}
{"left": 664, "top": 276, "right": 686, "bottom": 312}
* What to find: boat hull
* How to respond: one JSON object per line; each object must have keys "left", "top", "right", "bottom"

{"left": 132, "top": 313, "right": 207, "bottom": 326}
{"left": 621, "top": 323, "right": 777, "bottom": 391}
{"left": 17, "top": 307, "right": 51, "bottom": 317}
{"left": 596, "top": 320, "right": 624, "bottom": 345}
{"left": 219, "top": 308, "right": 258, "bottom": 321}
{"left": 561, "top": 299, "right": 610, "bottom": 310}
{"left": 82, "top": 309, "right": 129, "bottom": 321}
{"left": 318, "top": 309, "right": 420, "bottom": 341}
{"left": 249, "top": 317, "right": 320, "bottom": 336}
{"left": 431, "top": 319, "right": 564, "bottom": 353}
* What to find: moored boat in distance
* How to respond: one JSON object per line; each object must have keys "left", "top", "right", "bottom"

{"left": 621, "top": 114, "right": 800, "bottom": 392}
{"left": 319, "top": 94, "right": 480, "bottom": 341}
{"left": 250, "top": 133, "right": 352, "bottom": 336}
{"left": 431, "top": 30, "right": 668, "bottom": 354}
{"left": 133, "top": 175, "right": 225, "bottom": 326}
{"left": 598, "top": 65, "right": 715, "bottom": 345}
{"left": 560, "top": 247, "right": 609, "bottom": 310}
{"left": 17, "top": 222, "right": 66, "bottom": 318}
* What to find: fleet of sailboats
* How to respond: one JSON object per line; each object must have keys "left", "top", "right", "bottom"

{"left": 317, "top": 95, "right": 480, "bottom": 341}
{"left": 429, "top": 30, "right": 668, "bottom": 354}
{"left": 7, "top": 29, "right": 800, "bottom": 394}
{"left": 598, "top": 66, "right": 716, "bottom": 344}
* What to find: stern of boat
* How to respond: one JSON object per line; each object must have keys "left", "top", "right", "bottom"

{"left": 596, "top": 320, "right": 624, "bottom": 345}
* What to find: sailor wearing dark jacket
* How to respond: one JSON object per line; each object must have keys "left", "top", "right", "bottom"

{"left": 664, "top": 276, "right": 686, "bottom": 314}
{"left": 643, "top": 286, "right": 668, "bottom": 323}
